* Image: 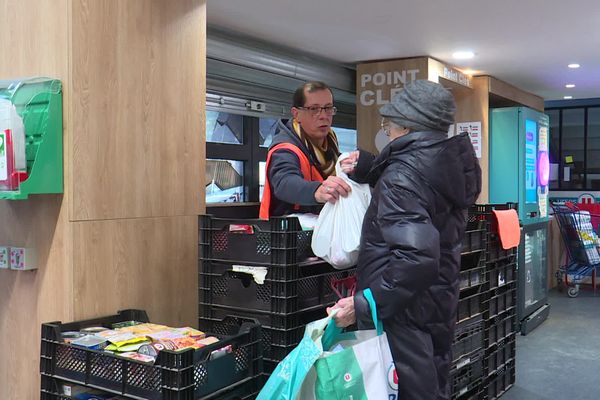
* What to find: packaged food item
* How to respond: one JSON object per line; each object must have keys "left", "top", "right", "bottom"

{"left": 137, "top": 344, "right": 159, "bottom": 359}
{"left": 170, "top": 327, "right": 205, "bottom": 338}
{"left": 105, "top": 341, "right": 150, "bottom": 353}
{"left": 171, "top": 337, "right": 200, "bottom": 350}
{"left": 71, "top": 335, "right": 108, "bottom": 350}
{"left": 61, "top": 331, "right": 86, "bottom": 344}
{"left": 111, "top": 320, "right": 143, "bottom": 329}
{"left": 197, "top": 336, "right": 220, "bottom": 346}
{"left": 209, "top": 344, "right": 232, "bottom": 360}
{"left": 80, "top": 327, "right": 109, "bottom": 335}
{"left": 146, "top": 330, "right": 186, "bottom": 341}
{"left": 118, "top": 323, "right": 169, "bottom": 335}
{"left": 118, "top": 352, "right": 156, "bottom": 364}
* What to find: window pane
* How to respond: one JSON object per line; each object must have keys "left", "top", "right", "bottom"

{"left": 334, "top": 126, "right": 357, "bottom": 154}
{"left": 259, "top": 118, "right": 278, "bottom": 148}
{"left": 205, "top": 159, "right": 245, "bottom": 203}
{"left": 547, "top": 109, "right": 560, "bottom": 189}
{"left": 561, "top": 108, "right": 585, "bottom": 189}
{"left": 206, "top": 111, "right": 243, "bottom": 144}
{"left": 587, "top": 108, "right": 600, "bottom": 189}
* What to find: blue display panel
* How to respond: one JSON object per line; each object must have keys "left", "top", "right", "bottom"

{"left": 525, "top": 119, "right": 537, "bottom": 204}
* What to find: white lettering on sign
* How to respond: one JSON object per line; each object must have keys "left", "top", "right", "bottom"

{"left": 360, "top": 69, "right": 420, "bottom": 88}
{"left": 442, "top": 67, "right": 471, "bottom": 87}
{"left": 359, "top": 69, "right": 420, "bottom": 106}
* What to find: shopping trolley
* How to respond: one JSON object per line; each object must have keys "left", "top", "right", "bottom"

{"left": 551, "top": 202, "right": 600, "bottom": 297}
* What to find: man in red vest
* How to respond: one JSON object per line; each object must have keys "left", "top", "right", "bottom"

{"left": 259, "top": 81, "right": 352, "bottom": 219}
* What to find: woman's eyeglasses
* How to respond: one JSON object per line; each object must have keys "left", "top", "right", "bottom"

{"left": 381, "top": 119, "right": 391, "bottom": 136}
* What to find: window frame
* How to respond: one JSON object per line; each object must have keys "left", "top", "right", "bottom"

{"left": 547, "top": 105, "right": 600, "bottom": 191}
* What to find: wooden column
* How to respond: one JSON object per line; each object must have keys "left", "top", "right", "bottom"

{"left": 0, "top": 0, "right": 205, "bottom": 397}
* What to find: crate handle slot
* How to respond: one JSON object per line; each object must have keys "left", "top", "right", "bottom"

{"left": 330, "top": 276, "right": 357, "bottom": 299}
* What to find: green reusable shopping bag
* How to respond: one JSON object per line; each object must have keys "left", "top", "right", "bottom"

{"left": 256, "top": 310, "right": 336, "bottom": 400}
{"left": 257, "top": 289, "right": 398, "bottom": 400}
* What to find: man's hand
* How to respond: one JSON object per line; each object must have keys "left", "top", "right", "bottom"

{"left": 340, "top": 151, "right": 360, "bottom": 174}
{"left": 327, "top": 296, "right": 356, "bottom": 328}
{"left": 314, "top": 176, "right": 351, "bottom": 203}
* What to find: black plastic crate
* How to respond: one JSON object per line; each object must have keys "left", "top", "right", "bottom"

{"left": 199, "top": 259, "right": 353, "bottom": 314}
{"left": 468, "top": 204, "right": 519, "bottom": 264}
{"left": 450, "top": 350, "right": 484, "bottom": 399}
{"left": 40, "top": 310, "right": 262, "bottom": 400}
{"left": 486, "top": 283, "right": 517, "bottom": 318}
{"left": 41, "top": 374, "right": 264, "bottom": 400}
{"left": 487, "top": 259, "right": 516, "bottom": 290}
{"left": 452, "top": 314, "right": 484, "bottom": 363}
{"left": 459, "top": 253, "right": 487, "bottom": 292}
{"left": 199, "top": 215, "right": 315, "bottom": 266}
{"left": 485, "top": 309, "right": 517, "bottom": 348}
{"left": 484, "top": 334, "right": 516, "bottom": 377}
{"left": 484, "top": 359, "right": 515, "bottom": 399}
{"left": 462, "top": 228, "right": 486, "bottom": 255}
{"left": 486, "top": 235, "right": 517, "bottom": 264}
{"left": 199, "top": 305, "right": 328, "bottom": 364}
{"left": 457, "top": 290, "right": 488, "bottom": 323}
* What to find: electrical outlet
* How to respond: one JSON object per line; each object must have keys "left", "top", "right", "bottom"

{"left": 0, "top": 247, "right": 9, "bottom": 269}
{"left": 9, "top": 247, "right": 36, "bottom": 270}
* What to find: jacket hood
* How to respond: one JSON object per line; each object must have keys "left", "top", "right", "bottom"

{"left": 271, "top": 119, "right": 305, "bottom": 149}
{"left": 372, "top": 130, "right": 481, "bottom": 208}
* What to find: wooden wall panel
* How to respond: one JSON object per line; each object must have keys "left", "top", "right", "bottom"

{"left": 1, "top": 0, "right": 206, "bottom": 398}
{"left": 455, "top": 76, "right": 490, "bottom": 203}
{"left": 0, "top": 196, "right": 72, "bottom": 399}
{"left": 72, "top": 216, "right": 197, "bottom": 327}
{"left": 488, "top": 76, "right": 544, "bottom": 112}
{"left": 0, "top": 1, "right": 70, "bottom": 398}
{"left": 71, "top": 0, "right": 204, "bottom": 221}
{"left": 356, "top": 58, "right": 429, "bottom": 154}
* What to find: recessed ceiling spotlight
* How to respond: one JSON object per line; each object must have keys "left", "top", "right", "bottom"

{"left": 568, "top": 63, "right": 580, "bottom": 69}
{"left": 565, "top": 84, "right": 576, "bottom": 88}
{"left": 452, "top": 51, "right": 475, "bottom": 60}
{"left": 564, "top": 96, "right": 573, "bottom": 99}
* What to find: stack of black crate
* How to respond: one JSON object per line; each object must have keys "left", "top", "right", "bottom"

{"left": 482, "top": 204, "right": 518, "bottom": 399}
{"left": 451, "top": 207, "right": 488, "bottom": 399}
{"left": 198, "top": 215, "right": 356, "bottom": 376}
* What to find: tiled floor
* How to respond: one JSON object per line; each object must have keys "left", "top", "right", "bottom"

{"left": 501, "top": 289, "right": 600, "bottom": 400}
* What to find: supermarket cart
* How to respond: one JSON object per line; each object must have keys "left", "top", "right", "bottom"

{"left": 551, "top": 202, "right": 600, "bottom": 297}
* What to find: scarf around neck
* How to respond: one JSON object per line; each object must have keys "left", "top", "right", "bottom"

{"left": 292, "top": 119, "right": 340, "bottom": 177}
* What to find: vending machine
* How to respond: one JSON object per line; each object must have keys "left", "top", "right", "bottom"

{"left": 489, "top": 107, "right": 551, "bottom": 335}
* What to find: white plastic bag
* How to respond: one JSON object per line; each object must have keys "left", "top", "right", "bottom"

{"left": 311, "top": 154, "right": 371, "bottom": 269}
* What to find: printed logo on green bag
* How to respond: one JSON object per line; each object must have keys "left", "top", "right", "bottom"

{"left": 344, "top": 373, "right": 352, "bottom": 382}
{"left": 387, "top": 363, "right": 398, "bottom": 391}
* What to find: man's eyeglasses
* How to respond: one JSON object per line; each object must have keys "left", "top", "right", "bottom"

{"left": 297, "top": 106, "right": 337, "bottom": 116}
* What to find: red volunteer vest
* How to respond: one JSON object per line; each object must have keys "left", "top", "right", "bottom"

{"left": 259, "top": 143, "right": 324, "bottom": 220}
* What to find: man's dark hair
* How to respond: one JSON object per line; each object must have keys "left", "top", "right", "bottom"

{"left": 292, "top": 81, "right": 334, "bottom": 107}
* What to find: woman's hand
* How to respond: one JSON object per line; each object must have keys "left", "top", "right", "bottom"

{"left": 340, "top": 151, "right": 359, "bottom": 174}
{"left": 327, "top": 296, "right": 356, "bottom": 328}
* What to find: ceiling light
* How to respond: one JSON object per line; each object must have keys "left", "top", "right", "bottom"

{"left": 452, "top": 51, "right": 475, "bottom": 60}
{"left": 568, "top": 63, "right": 580, "bottom": 69}
{"left": 565, "top": 84, "right": 576, "bottom": 88}
{"left": 564, "top": 96, "right": 573, "bottom": 99}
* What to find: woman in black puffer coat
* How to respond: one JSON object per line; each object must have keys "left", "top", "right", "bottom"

{"left": 331, "top": 80, "right": 482, "bottom": 400}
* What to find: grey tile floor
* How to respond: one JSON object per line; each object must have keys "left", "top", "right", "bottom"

{"left": 501, "top": 289, "right": 600, "bottom": 400}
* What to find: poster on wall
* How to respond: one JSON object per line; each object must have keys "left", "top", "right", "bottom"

{"left": 456, "top": 121, "right": 482, "bottom": 158}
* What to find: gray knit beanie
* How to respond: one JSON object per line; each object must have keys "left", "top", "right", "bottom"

{"left": 379, "top": 80, "right": 456, "bottom": 132}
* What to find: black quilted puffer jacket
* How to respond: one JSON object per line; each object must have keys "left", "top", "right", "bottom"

{"left": 352, "top": 130, "right": 481, "bottom": 400}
